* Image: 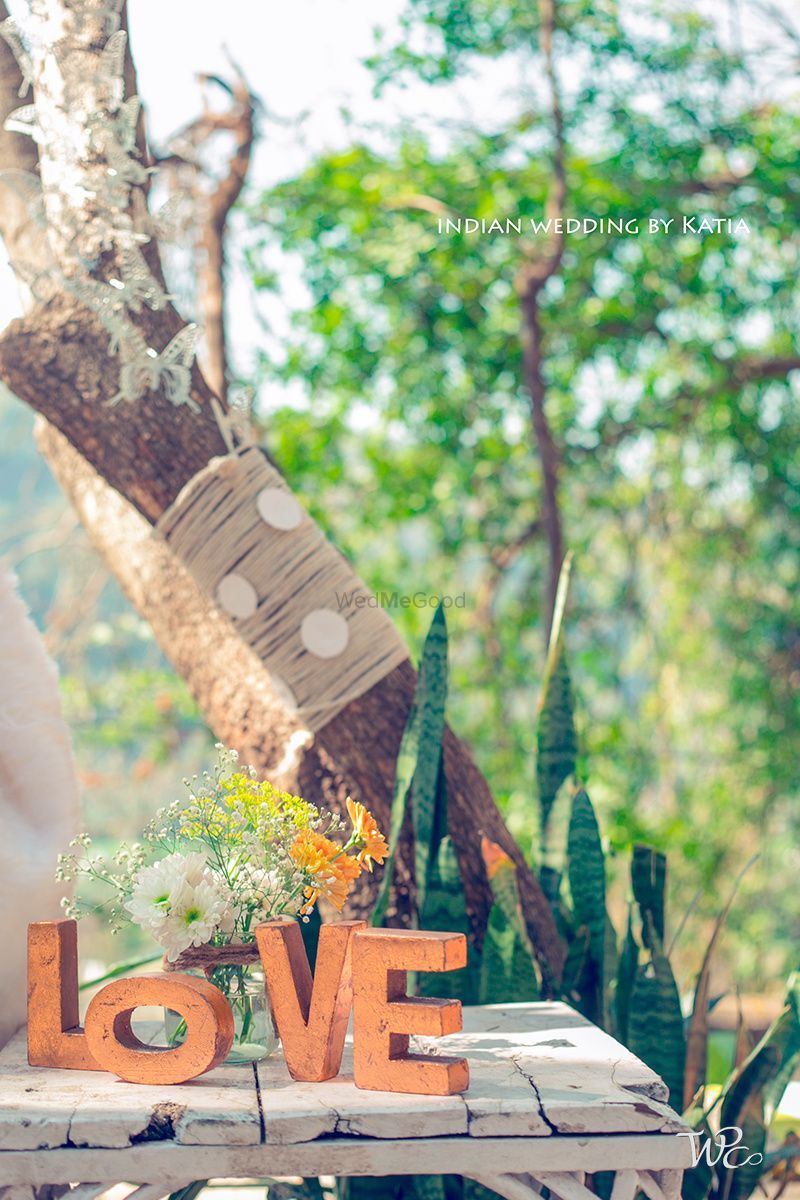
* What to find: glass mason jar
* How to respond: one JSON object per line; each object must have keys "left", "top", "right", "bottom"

{"left": 165, "top": 963, "right": 279, "bottom": 1065}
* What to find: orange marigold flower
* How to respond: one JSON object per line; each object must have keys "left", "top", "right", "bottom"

{"left": 290, "top": 828, "right": 339, "bottom": 875}
{"left": 292, "top": 829, "right": 361, "bottom": 914}
{"left": 346, "top": 796, "right": 389, "bottom": 872}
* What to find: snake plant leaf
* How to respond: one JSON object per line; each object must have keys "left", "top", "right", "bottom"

{"left": 372, "top": 603, "right": 448, "bottom": 924}
{"left": 716, "top": 1110, "right": 768, "bottom": 1200}
{"left": 300, "top": 901, "right": 321, "bottom": 974}
{"left": 615, "top": 906, "right": 639, "bottom": 1045}
{"left": 168, "top": 1184, "right": 207, "bottom": 1200}
{"left": 419, "top": 833, "right": 479, "bottom": 1004}
{"left": 680, "top": 1116, "right": 716, "bottom": 1200}
{"left": 631, "top": 844, "right": 667, "bottom": 950}
{"left": 684, "top": 856, "right": 758, "bottom": 1111}
{"left": 762, "top": 972, "right": 800, "bottom": 1125}
{"left": 628, "top": 950, "right": 686, "bottom": 1108}
{"left": 567, "top": 788, "right": 607, "bottom": 1022}
{"left": 479, "top": 839, "right": 540, "bottom": 1003}
{"left": 410, "top": 602, "right": 449, "bottom": 912}
{"left": 536, "top": 645, "right": 577, "bottom": 853}
{"left": 720, "top": 972, "right": 800, "bottom": 1137}
{"left": 561, "top": 923, "right": 591, "bottom": 1007}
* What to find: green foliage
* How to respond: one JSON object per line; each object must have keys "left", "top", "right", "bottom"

{"left": 566, "top": 789, "right": 608, "bottom": 1023}
{"left": 373, "top": 603, "right": 450, "bottom": 924}
{"left": 479, "top": 850, "right": 540, "bottom": 1004}
{"left": 419, "top": 829, "right": 480, "bottom": 1004}
{"left": 364, "top": 606, "right": 795, "bottom": 1200}
{"left": 537, "top": 648, "right": 577, "bottom": 852}
{"left": 706, "top": 975, "right": 800, "bottom": 1200}
{"left": 248, "top": 0, "right": 800, "bottom": 989}
{"left": 614, "top": 909, "right": 638, "bottom": 1044}
{"left": 631, "top": 846, "right": 668, "bottom": 951}
{"left": 627, "top": 949, "right": 687, "bottom": 1109}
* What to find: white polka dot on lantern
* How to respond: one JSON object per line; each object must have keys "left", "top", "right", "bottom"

{"left": 300, "top": 609, "right": 349, "bottom": 658}
{"left": 217, "top": 573, "right": 258, "bottom": 619}
{"left": 256, "top": 487, "right": 303, "bottom": 530}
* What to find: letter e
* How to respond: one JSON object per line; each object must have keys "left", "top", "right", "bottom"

{"left": 352, "top": 929, "right": 469, "bottom": 1095}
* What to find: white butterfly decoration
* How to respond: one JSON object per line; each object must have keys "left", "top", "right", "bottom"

{"left": 0, "top": 17, "right": 33, "bottom": 97}
{"left": 148, "top": 193, "right": 190, "bottom": 244}
{"left": 68, "top": 209, "right": 148, "bottom": 269}
{"left": 1, "top": 6, "right": 201, "bottom": 410}
{"left": 111, "top": 325, "right": 201, "bottom": 408}
{"left": 107, "top": 242, "right": 170, "bottom": 313}
{"left": 4, "top": 104, "right": 43, "bottom": 143}
{"left": 64, "top": 0, "right": 124, "bottom": 40}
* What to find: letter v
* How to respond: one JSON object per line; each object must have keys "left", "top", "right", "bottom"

{"left": 255, "top": 919, "right": 365, "bottom": 1081}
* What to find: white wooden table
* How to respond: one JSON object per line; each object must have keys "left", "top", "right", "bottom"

{"left": 0, "top": 1002, "right": 694, "bottom": 1200}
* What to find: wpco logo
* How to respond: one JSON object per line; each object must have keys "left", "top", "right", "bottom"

{"left": 678, "top": 1127, "right": 764, "bottom": 1169}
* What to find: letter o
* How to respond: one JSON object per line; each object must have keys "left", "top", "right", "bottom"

{"left": 84, "top": 973, "right": 234, "bottom": 1084}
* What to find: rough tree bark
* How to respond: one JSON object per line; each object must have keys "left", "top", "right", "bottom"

{"left": 0, "top": 3, "right": 565, "bottom": 982}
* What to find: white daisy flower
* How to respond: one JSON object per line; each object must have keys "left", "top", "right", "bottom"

{"left": 159, "top": 876, "right": 232, "bottom": 962}
{"left": 125, "top": 851, "right": 216, "bottom": 933}
{"left": 125, "top": 854, "right": 190, "bottom": 931}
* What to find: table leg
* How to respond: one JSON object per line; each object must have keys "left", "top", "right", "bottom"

{"left": 0, "top": 1185, "right": 191, "bottom": 1200}
{"left": 465, "top": 1169, "right": 685, "bottom": 1200}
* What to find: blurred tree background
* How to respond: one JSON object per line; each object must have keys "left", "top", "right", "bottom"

{"left": 0, "top": 0, "right": 798, "bottom": 988}
{"left": 244, "top": 0, "right": 800, "bottom": 988}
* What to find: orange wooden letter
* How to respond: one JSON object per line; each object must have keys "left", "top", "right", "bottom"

{"left": 28, "top": 920, "right": 99, "bottom": 1070}
{"left": 255, "top": 919, "right": 364, "bottom": 1082}
{"left": 84, "top": 974, "right": 234, "bottom": 1085}
{"left": 352, "top": 928, "right": 469, "bottom": 1096}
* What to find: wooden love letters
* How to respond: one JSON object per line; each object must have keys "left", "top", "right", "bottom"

{"left": 27, "top": 919, "right": 470, "bottom": 1095}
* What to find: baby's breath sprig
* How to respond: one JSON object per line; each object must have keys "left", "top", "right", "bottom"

{"left": 56, "top": 745, "right": 389, "bottom": 964}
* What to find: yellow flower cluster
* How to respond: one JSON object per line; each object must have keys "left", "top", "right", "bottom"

{"left": 290, "top": 798, "right": 389, "bottom": 914}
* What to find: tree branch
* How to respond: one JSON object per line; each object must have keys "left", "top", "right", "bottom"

{"left": 516, "top": 0, "right": 567, "bottom": 641}
{"left": 162, "top": 65, "right": 257, "bottom": 401}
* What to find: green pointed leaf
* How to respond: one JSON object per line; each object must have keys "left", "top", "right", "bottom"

{"left": 567, "top": 788, "right": 607, "bottom": 1021}
{"left": 614, "top": 906, "right": 639, "bottom": 1045}
{"left": 410, "top": 603, "right": 449, "bottom": 911}
{"left": 631, "top": 844, "right": 667, "bottom": 950}
{"left": 300, "top": 901, "right": 321, "bottom": 973}
{"left": 419, "top": 834, "right": 479, "bottom": 1004}
{"left": 537, "top": 646, "right": 577, "bottom": 851}
{"left": 680, "top": 1116, "right": 716, "bottom": 1200}
{"left": 720, "top": 972, "right": 800, "bottom": 1136}
{"left": 561, "top": 924, "right": 592, "bottom": 1007}
{"left": 372, "top": 604, "right": 448, "bottom": 924}
{"left": 479, "top": 851, "right": 540, "bottom": 1004}
{"left": 628, "top": 950, "right": 686, "bottom": 1108}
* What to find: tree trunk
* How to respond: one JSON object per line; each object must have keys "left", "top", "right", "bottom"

{"left": 0, "top": 4, "right": 565, "bottom": 984}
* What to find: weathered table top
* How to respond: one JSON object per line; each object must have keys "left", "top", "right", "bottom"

{"left": 0, "top": 1002, "right": 694, "bottom": 1189}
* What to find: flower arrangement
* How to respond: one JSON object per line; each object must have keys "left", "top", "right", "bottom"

{"left": 57, "top": 745, "right": 389, "bottom": 1061}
